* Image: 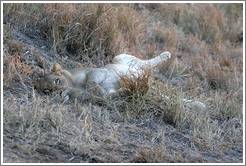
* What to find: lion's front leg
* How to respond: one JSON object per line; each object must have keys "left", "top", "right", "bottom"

{"left": 86, "top": 69, "right": 108, "bottom": 98}
{"left": 87, "top": 82, "right": 107, "bottom": 97}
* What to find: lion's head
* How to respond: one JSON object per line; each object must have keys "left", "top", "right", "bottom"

{"left": 33, "top": 63, "right": 69, "bottom": 95}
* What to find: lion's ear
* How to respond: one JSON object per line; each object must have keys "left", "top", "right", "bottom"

{"left": 52, "top": 63, "right": 62, "bottom": 75}
{"left": 52, "top": 63, "right": 62, "bottom": 72}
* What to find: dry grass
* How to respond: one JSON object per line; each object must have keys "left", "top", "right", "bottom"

{"left": 3, "top": 3, "right": 146, "bottom": 65}
{"left": 117, "top": 69, "right": 150, "bottom": 97}
{"left": 2, "top": 3, "right": 243, "bottom": 163}
{"left": 3, "top": 45, "right": 34, "bottom": 88}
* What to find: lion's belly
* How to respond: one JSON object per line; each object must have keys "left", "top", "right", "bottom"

{"left": 102, "top": 64, "right": 139, "bottom": 93}
{"left": 104, "top": 64, "right": 138, "bottom": 75}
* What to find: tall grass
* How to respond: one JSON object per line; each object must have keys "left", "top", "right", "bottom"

{"left": 3, "top": 4, "right": 146, "bottom": 65}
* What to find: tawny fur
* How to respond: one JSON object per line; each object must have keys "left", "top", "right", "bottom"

{"left": 35, "top": 52, "right": 171, "bottom": 98}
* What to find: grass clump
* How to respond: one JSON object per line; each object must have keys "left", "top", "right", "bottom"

{"left": 3, "top": 47, "right": 34, "bottom": 88}
{"left": 117, "top": 69, "right": 150, "bottom": 97}
{"left": 214, "top": 91, "right": 243, "bottom": 121}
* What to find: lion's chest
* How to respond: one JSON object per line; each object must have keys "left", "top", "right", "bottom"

{"left": 73, "top": 72, "right": 87, "bottom": 88}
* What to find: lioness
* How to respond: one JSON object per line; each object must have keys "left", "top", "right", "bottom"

{"left": 34, "top": 52, "right": 171, "bottom": 98}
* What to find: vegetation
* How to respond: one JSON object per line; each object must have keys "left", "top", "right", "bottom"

{"left": 2, "top": 3, "right": 243, "bottom": 163}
